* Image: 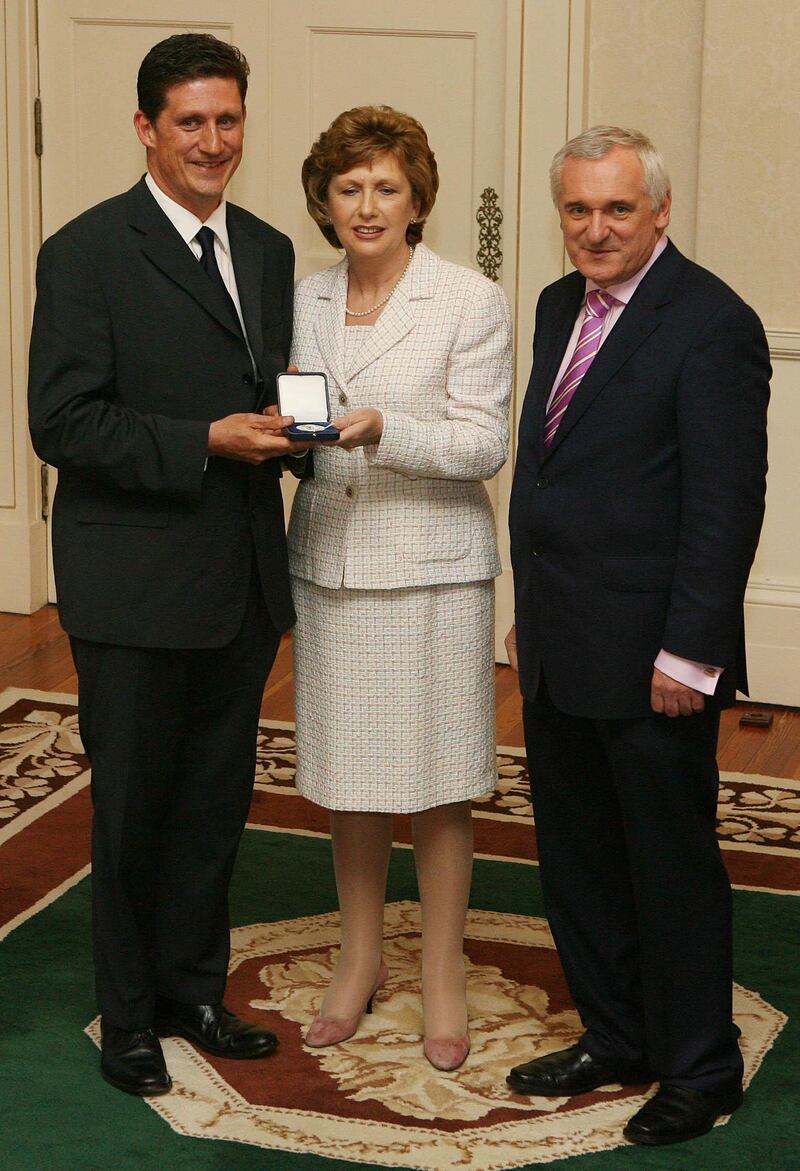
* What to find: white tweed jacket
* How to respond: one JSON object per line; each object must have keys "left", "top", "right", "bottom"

{"left": 287, "top": 244, "right": 512, "bottom": 589}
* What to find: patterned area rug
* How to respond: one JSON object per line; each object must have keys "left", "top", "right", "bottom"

{"left": 1, "top": 687, "right": 798, "bottom": 1170}
{"left": 250, "top": 720, "right": 800, "bottom": 896}
{"left": 2, "top": 687, "right": 800, "bottom": 898}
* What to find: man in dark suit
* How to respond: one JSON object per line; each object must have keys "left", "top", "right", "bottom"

{"left": 505, "top": 126, "right": 770, "bottom": 1145}
{"left": 28, "top": 34, "right": 305, "bottom": 1096}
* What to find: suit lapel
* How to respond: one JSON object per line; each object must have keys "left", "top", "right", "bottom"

{"left": 345, "top": 289, "right": 416, "bottom": 380}
{"left": 125, "top": 178, "right": 243, "bottom": 343}
{"left": 543, "top": 243, "right": 682, "bottom": 459}
{"left": 344, "top": 243, "right": 437, "bottom": 381}
{"left": 227, "top": 209, "right": 264, "bottom": 370}
{"left": 312, "top": 259, "right": 349, "bottom": 392}
{"left": 310, "top": 244, "right": 438, "bottom": 387}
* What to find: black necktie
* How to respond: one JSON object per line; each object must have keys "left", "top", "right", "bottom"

{"left": 195, "top": 226, "right": 243, "bottom": 334}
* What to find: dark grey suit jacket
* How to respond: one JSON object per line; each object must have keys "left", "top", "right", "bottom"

{"left": 28, "top": 177, "right": 295, "bottom": 647}
{"left": 509, "top": 241, "right": 770, "bottom": 718}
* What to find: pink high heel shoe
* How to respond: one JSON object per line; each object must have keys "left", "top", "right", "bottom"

{"left": 423, "top": 1031, "right": 471, "bottom": 1072}
{"left": 304, "top": 961, "right": 389, "bottom": 1048}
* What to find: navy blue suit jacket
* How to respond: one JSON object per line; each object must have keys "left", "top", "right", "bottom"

{"left": 509, "top": 241, "right": 770, "bottom": 718}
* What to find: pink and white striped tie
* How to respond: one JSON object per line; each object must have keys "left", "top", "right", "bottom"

{"left": 543, "top": 289, "right": 619, "bottom": 448}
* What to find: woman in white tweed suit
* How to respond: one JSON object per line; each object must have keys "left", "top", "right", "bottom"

{"left": 289, "top": 106, "right": 512, "bottom": 1071}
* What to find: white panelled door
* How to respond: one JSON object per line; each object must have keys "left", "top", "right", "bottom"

{"left": 37, "top": 1, "right": 522, "bottom": 654}
{"left": 38, "top": 1, "right": 275, "bottom": 237}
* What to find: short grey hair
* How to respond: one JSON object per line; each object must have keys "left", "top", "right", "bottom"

{"left": 550, "top": 125, "right": 671, "bottom": 211}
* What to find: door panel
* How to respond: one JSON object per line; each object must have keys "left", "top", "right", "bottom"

{"left": 37, "top": 3, "right": 275, "bottom": 239}
{"left": 264, "top": 2, "right": 517, "bottom": 287}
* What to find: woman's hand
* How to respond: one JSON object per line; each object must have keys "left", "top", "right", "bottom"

{"left": 332, "top": 408, "right": 384, "bottom": 450}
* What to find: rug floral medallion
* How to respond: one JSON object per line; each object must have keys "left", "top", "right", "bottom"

{"left": 86, "top": 902, "right": 785, "bottom": 1169}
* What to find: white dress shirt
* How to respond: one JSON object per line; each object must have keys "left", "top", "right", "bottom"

{"left": 144, "top": 174, "right": 259, "bottom": 475}
{"left": 144, "top": 173, "right": 255, "bottom": 370}
{"left": 550, "top": 234, "right": 722, "bottom": 697}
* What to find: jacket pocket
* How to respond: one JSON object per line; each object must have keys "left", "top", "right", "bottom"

{"left": 602, "top": 556, "right": 675, "bottom": 592}
{"left": 400, "top": 481, "right": 473, "bottom": 562}
{"left": 76, "top": 500, "right": 168, "bottom": 528}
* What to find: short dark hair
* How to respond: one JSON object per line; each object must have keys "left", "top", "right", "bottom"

{"left": 137, "top": 33, "right": 250, "bottom": 122}
{"left": 302, "top": 105, "right": 439, "bottom": 248}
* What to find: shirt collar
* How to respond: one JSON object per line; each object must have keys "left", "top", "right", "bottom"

{"left": 144, "top": 172, "right": 230, "bottom": 253}
{"left": 585, "top": 233, "right": 669, "bottom": 305}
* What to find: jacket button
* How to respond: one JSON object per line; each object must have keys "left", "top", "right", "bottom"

{"left": 536, "top": 476, "right": 550, "bottom": 489}
{"left": 345, "top": 486, "right": 354, "bottom": 498}
{"left": 242, "top": 372, "right": 254, "bottom": 385}
{"left": 339, "top": 392, "right": 348, "bottom": 405}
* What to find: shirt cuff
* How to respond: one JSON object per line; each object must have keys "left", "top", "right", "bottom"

{"left": 655, "top": 650, "right": 723, "bottom": 696}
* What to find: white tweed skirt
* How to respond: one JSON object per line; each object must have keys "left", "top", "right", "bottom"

{"left": 291, "top": 577, "right": 497, "bottom": 813}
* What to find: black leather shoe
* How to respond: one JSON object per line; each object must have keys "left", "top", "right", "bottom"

{"left": 155, "top": 998, "right": 278, "bottom": 1059}
{"left": 623, "top": 1082, "right": 743, "bottom": 1145}
{"left": 100, "top": 1022, "right": 172, "bottom": 1096}
{"left": 507, "top": 1044, "right": 650, "bottom": 1096}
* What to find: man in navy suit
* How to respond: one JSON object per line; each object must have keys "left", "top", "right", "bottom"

{"left": 28, "top": 34, "right": 304, "bottom": 1096}
{"left": 505, "top": 126, "right": 769, "bottom": 1146}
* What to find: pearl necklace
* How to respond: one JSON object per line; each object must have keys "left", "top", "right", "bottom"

{"left": 345, "top": 246, "right": 415, "bottom": 317}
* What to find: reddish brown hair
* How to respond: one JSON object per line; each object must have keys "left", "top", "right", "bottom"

{"left": 302, "top": 105, "right": 439, "bottom": 248}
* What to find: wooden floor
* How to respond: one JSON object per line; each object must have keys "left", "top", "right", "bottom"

{"left": 1, "top": 605, "right": 799, "bottom": 776}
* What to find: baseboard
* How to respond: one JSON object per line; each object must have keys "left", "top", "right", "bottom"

{"left": 745, "top": 597, "right": 800, "bottom": 706}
